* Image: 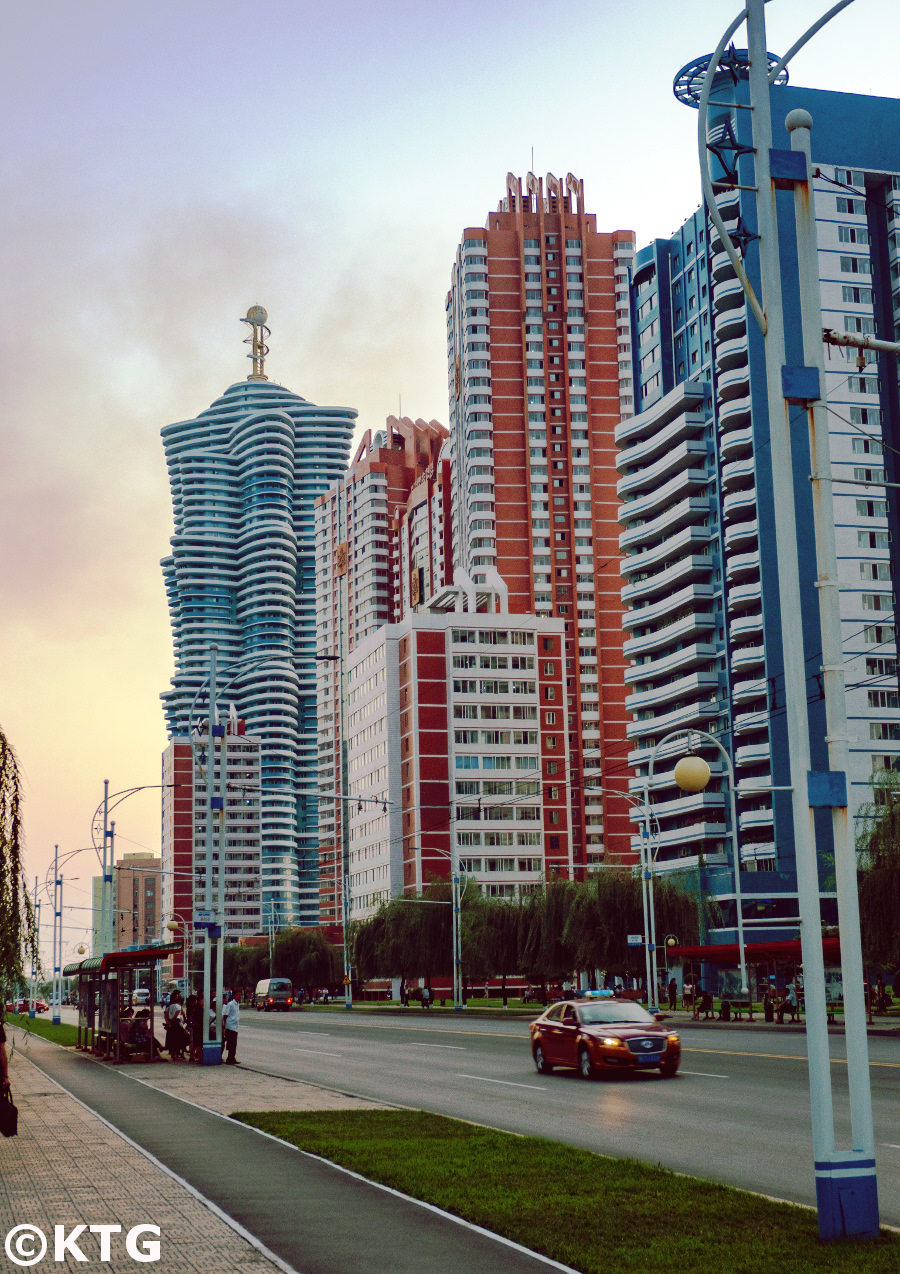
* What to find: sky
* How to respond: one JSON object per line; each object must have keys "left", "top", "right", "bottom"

{"left": 3, "top": 0, "right": 898, "bottom": 963}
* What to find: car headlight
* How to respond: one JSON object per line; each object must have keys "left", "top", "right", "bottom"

{"left": 667, "top": 1033, "right": 680, "bottom": 1044}
{"left": 601, "top": 1037, "right": 620, "bottom": 1047}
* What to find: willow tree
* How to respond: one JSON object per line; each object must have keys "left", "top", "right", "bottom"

{"left": 0, "top": 725, "right": 39, "bottom": 1016}
{"left": 857, "top": 767, "right": 900, "bottom": 968}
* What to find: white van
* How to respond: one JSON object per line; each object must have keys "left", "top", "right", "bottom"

{"left": 254, "top": 978, "right": 294, "bottom": 1011}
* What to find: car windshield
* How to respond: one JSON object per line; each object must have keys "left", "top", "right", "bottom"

{"left": 269, "top": 980, "right": 292, "bottom": 991}
{"left": 578, "top": 1001, "right": 655, "bottom": 1026}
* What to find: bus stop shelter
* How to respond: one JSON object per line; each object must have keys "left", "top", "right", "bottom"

{"left": 63, "top": 942, "right": 182, "bottom": 1063}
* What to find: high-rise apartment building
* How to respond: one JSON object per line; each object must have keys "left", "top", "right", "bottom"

{"left": 619, "top": 57, "right": 900, "bottom": 936}
{"left": 161, "top": 315, "right": 355, "bottom": 927}
{"left": 343, "top": 574, "right": 570, "bottom": 921}
{"left": 446, "top": 174, "right": 636, "bottom": 870}
{"left": 91, "top": 852, "right": 161, "bottom": 954}
{"left": 314, "top": 416, "right": 450, "bottom": 925}
{"left": 160, "top": 723, "right": 262, "bottom": 984}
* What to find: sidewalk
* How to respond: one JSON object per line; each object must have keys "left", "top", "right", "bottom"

{"left": 1, "top": 1032, "right": 574, "bottom": 1274}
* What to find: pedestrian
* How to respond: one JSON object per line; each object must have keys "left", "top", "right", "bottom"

{"left": 667, "top": 978, "right": 678, "bottom": 1011}
{"left": 164, "top": 992, "right": 188, "bottom": 1060}
{"left": 1, "top": 1023, "right": 10, "bottom": 1093}
{"left": 682, "top": 979, "right": 694, "bottom": 1011}
{"left": 222, "top": 991, "right": 240, "bottom": 1065}
{"left": 189, "top": 994, "right": 204, "bottom": 1063}
{"left": 421, "top": 985, "right": 430, "bottom": 1010}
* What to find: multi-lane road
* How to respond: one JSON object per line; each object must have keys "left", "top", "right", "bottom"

{"left": 235, "top": 1008, "right": 900, "bottom": 1222}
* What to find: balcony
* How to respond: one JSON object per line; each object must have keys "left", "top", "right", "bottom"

{"left": 614, "top": 379, "right": 706, "bottom": 448}
{"left": 626, "top": 697, "right": 720, "bottom": 740}
{"left": 722, "top": 456, "right": 755, "bottom": 491}
{"left": 723, "top": 488, "right": 757, "bottom": 521}
{"left": 715, "top": 307, "right": 746, "bottom": 343}
{"left": 728, "top": 580, "right": 762, "bottom": 611}
{"left": 739, "top": 806, "right": 774, "bottom": 830}
{"left": 711, "top": 248, "right": 738, "bottom": 283}
{"left": 731, "top": 643, "right": 765, "bottom": 671}
{"left": 625, "top": 641, "right": 718, "bottom": 684}
{"left": 713, "top": 275, "right": 746, "bottom": 312}
{"left": 617, "top": 440, "right": 708, "bottom": 500}
{"left": 726, "top": 549, "right": 760, "bottom": 581}
{"left": 619, "top": 466, "right": 709, "bottom": 524}
{"left": 718, "top": 363, "right": 752, "bottom": 402}
{"left": 621, "top": 554, "right": 713, "bottom": 605}
{"left": 720, "top": 425, "right": 753, "bottom": 461}
{"left": 733, "top": 676, "right": 767, "bottom": 703}
{"left": 623, "top": 610, "right": 716, "bottom": 659}
{"left": 729, "top": 610, "right": 763, "bottom": 641}
{"left": 715, "top": 332, "right": 749, "bottom": 373}
{"left": 733, "top": 709, "right": 768, "bottom": 735}
{"left": 718, "top": 393, "right": 752, "bottom": 430}
{"left": 620, "top": 524, "right": 712, "bottom": 579}
{"left": 616, "top": 411, "right": 708, "bottom": 473}
{"left": 724, "top": 516, "right": 758, "bottom": 549}
{"left": 619, "top": 495, "right": 713, "bottom": 549}
{"left": 622, "top": 581, "right": 716, "bottom": 633}
{"left": 709, "top": 215, "right": 740, "bottom": 254}
{"left": 625, "top": 669, "right": 719, "bottom": 714}
{"left": 735, "top": 740, "right": 771, "bottom": 766}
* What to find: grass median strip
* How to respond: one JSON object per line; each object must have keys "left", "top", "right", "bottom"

{"left": 233, "top": 1109, "right": 899, "bottom": 1273}
{"left": 3, "top": 1015, "right": 79, "bottom": 1047}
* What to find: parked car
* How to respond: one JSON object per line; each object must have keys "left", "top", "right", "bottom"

{"left": 131, "top": 989, "right": 151, "bottom": 1008}
{"left": 253, "top": 978, "right": 295, "bottom": 1011}
{"left": 530, "top": 998, "right": 681, "bottom": 1079}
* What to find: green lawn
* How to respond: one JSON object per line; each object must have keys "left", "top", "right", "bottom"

{"left": 2, "top": 1014, "right": 79, "bottom": 1047}
{"left": 233, "top": 1109, "right": 898, "bottom": 1274}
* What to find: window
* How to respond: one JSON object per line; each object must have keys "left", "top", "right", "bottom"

{"left": 840, "top": 255, "right": 871, "bottom": 275}
{"left": 852, "top": 435, "right": 883, "bottom": 454}
{"left": 456, "top": 756, "right": 479, "bottom": 770}
{"left": 837, "top": 196, "right": 866, "bottom": 215}
{"left": 865, "top": 624, "right": 895, "bottom": 644}
{"left": 862, "top": 593, "right": 893, "bottom": 612}
{"left": 842, "top": 285, "right": 873, "bottom": 304}
{"left": 855, "top": 467, "right": 886, "bottom": 484}
{"left": 870, "top": 722, "right": 900, "bottom": 741}
{"left": 861, "top": 561, "right": 892, "bottom": 580}
{"left": 859, "top": 530, "right": 890, "bottom": 549}
{"left": 869, "top": 690, "right": 900, "bottom": 709}
{"left": 866, "top": 657, "right": 898, "bottom": 676}
{"left": 454, "top": 729, "right": 479, "bottom": 744}
{"left": 544, "top": 687, "right": 556, "bottom": 700}
{"left": 857, "top": 499, "right": 888, "bottom": 518}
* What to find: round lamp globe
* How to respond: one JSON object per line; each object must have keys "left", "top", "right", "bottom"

{"left": 673, "top": 754, "right": 712, "bottom": 793}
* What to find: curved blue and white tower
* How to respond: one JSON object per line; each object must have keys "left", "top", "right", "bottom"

{"left": 161, "top": 309, "right": 355, "bottom": 926}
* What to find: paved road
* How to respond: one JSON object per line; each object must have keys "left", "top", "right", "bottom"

{"left": 235, "top": 1009, "right": 900, "bottom": 1222}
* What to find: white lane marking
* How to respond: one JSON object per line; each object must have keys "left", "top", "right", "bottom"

{"left": 409, "top": 1043, "right": 466, "bottom": 1050}
{"left": 290, "top": 1049, "right": 342, "bottom": 1058}
{"left": 457, "top": 1074, "right": 546, "bottom": 1090}
{"left": 882, "top": 1143, "right": 900, "bottom": 1150}
{"left": 680, "top": 1070, "right": 728, "bottom": 1078}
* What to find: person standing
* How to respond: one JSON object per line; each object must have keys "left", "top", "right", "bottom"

{"left": 222, "top": 992, "right": 240, "bottom": 1065}
{"left": 1, "top": 1023, "right": 10, "bottom": 1093}
{"left": 667, "top": 978, "right": 678, "bottom": 1011}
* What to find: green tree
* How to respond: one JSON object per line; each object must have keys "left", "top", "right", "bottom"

{"left": 0, "top": 725, "right": 39, "bottom": 1016}
{"left": 475, "top": 897, "right": 521, "bottom": 1006}
{"left": 857, "top": 767, "right": 900, "bottom": 967}
{"left": 274, "top": 928, "right": 340, "bottom": 999}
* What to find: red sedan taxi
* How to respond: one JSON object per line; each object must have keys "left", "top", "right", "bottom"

{"left": 530, "top": 998, "right": 680, "bottom": 1079}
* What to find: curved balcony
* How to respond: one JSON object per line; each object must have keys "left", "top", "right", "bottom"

{"left": 732, "top": 643, "right": 765, "bottom": 671}
{"left": 623, "top": 581, "right": 716, "bottom": 633}
{"left": 715, "top": 307, "right": 746, "bottom": 343}
{"left": 625, "top": 696, "right": 720, "bottom": 741}
{"left": 624, "top": 641, "right": 718, "bottom": 684}
{"left": 621, "top": 524, "right": 712, "bottom": 579}
{"left": 734, "top": 709, "right": 769, "bottom": 735}
{"left": 715, "top": 333, "right": 749, "bottom": 373}
{"left": 621, "top": 553, "right": 714, "bottom": 605}
{"left": 616, "top": 412, "right": 708, "bottom": 475}
{"left": 616, "top": 439, "right": 708, "bottom": 499}
{"left": 718, "top": 393, "right": 752, "bottom": 430}
{"left": 709, "top": 216, "right": 740, "bottom": 254}
{"left": 733, "top": 676, "right": 766, "bottom": 703}
{"left": 619, "top": 467, "right": 709, "bottom": 525}
{"left": 715, "top": 187, "right": 741, "bottom": 218}
{"left": 729, "top": 611, "right": 763, "bottom": 642}
{"left": 724, "top": 516, "right": 758, "bottom": 549}
{"left": 619, "top": 495, "right": 713, "bottom": 548}
{"left": 735, "top": 740, "right": 771, "bottom": 767}
{"left": 625, "top": 669, "right": 719, "bottom": 714}
{"left": 713, "top": 275, "right": 746, "bottom": 312}
{"left": 723, "top": 488, "right": 757, "bottom": 521}
{"left": 711, "top": 248, "right": 738, "bottom": 283}
{"left": 623, "top": 609, "right": 716, "bottom": 659}
{"left": 720, "top": 425, "right": 753, "bottom": 461}
{"left": 739, "top": 806, "right": 775, "bottom": 830}
{"left": 718, "top": 363, "right": 751, "bottom": 402}
{"left": 722, "top": 456, "right": 755, "bottom": 491}
{"left": 725, "top": 551, "right": 760, "bottom": 583}
{"left": 728, "top": 580, "right": 762, "bottom": 611}
{"left": 646, "top": 821, "right": 728, "bottom": 851}
{"left": 615, "top": 380, "right": 706, "bottom": 448}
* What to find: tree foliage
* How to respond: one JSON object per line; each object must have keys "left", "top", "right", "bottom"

{"left": 856, "top": 767, "right": 900, "bottom": 966}
{"left": 0, "top": 724, "right": 39, "bottom": 1015}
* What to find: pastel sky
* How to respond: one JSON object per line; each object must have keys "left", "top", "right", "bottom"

{"left": 3, "top": 0, "right": 896, "bottom": 961}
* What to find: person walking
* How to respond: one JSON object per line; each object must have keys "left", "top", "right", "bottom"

{"left": 667, "top": 978, "right": 678, "bottom": 1011}
{"left": 421, "top": 985, "right": 430, "bottom": 1011}
{"left": 222, "top": 991, "right": 240, "bottom": 1065}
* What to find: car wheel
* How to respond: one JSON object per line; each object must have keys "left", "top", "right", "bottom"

{"left": 533, "top": 1044, "right": 553, "bottom": 1074}
{"left": 660, "top": 1061, "right": 679, "bottom": 1078}
{"left": 578, "top": 1046, "right": 597, "bottom": 1081}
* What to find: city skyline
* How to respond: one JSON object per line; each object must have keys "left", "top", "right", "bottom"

{"left": 4, "top": 0, "right": 899, "bottom": 958}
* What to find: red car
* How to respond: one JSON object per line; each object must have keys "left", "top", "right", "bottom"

{"left": 530, "top": 998, "right": 681, "bottom": 1079}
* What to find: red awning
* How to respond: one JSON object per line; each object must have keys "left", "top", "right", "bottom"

{"left": 666, "top": 937, "right": 841, "bottom": 965}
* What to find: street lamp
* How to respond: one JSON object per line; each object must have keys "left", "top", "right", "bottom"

{"left": 648, "top": 728, "right": 748, "bottom": 999}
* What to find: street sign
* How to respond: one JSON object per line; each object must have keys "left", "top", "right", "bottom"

{"left": 627, "top": 934, "right": 643, "bottom": 946}
{"left": 194, "top": 910, "right": 215, "bottom": 928}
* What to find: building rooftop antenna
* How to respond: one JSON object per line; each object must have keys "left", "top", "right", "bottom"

{"left": 241, "top": 306, "right": 270, "bottom": 381}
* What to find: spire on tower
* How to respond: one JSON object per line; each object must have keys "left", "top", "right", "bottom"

{"left": 241, "top": 306, "right": 270, "bottom": 381}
